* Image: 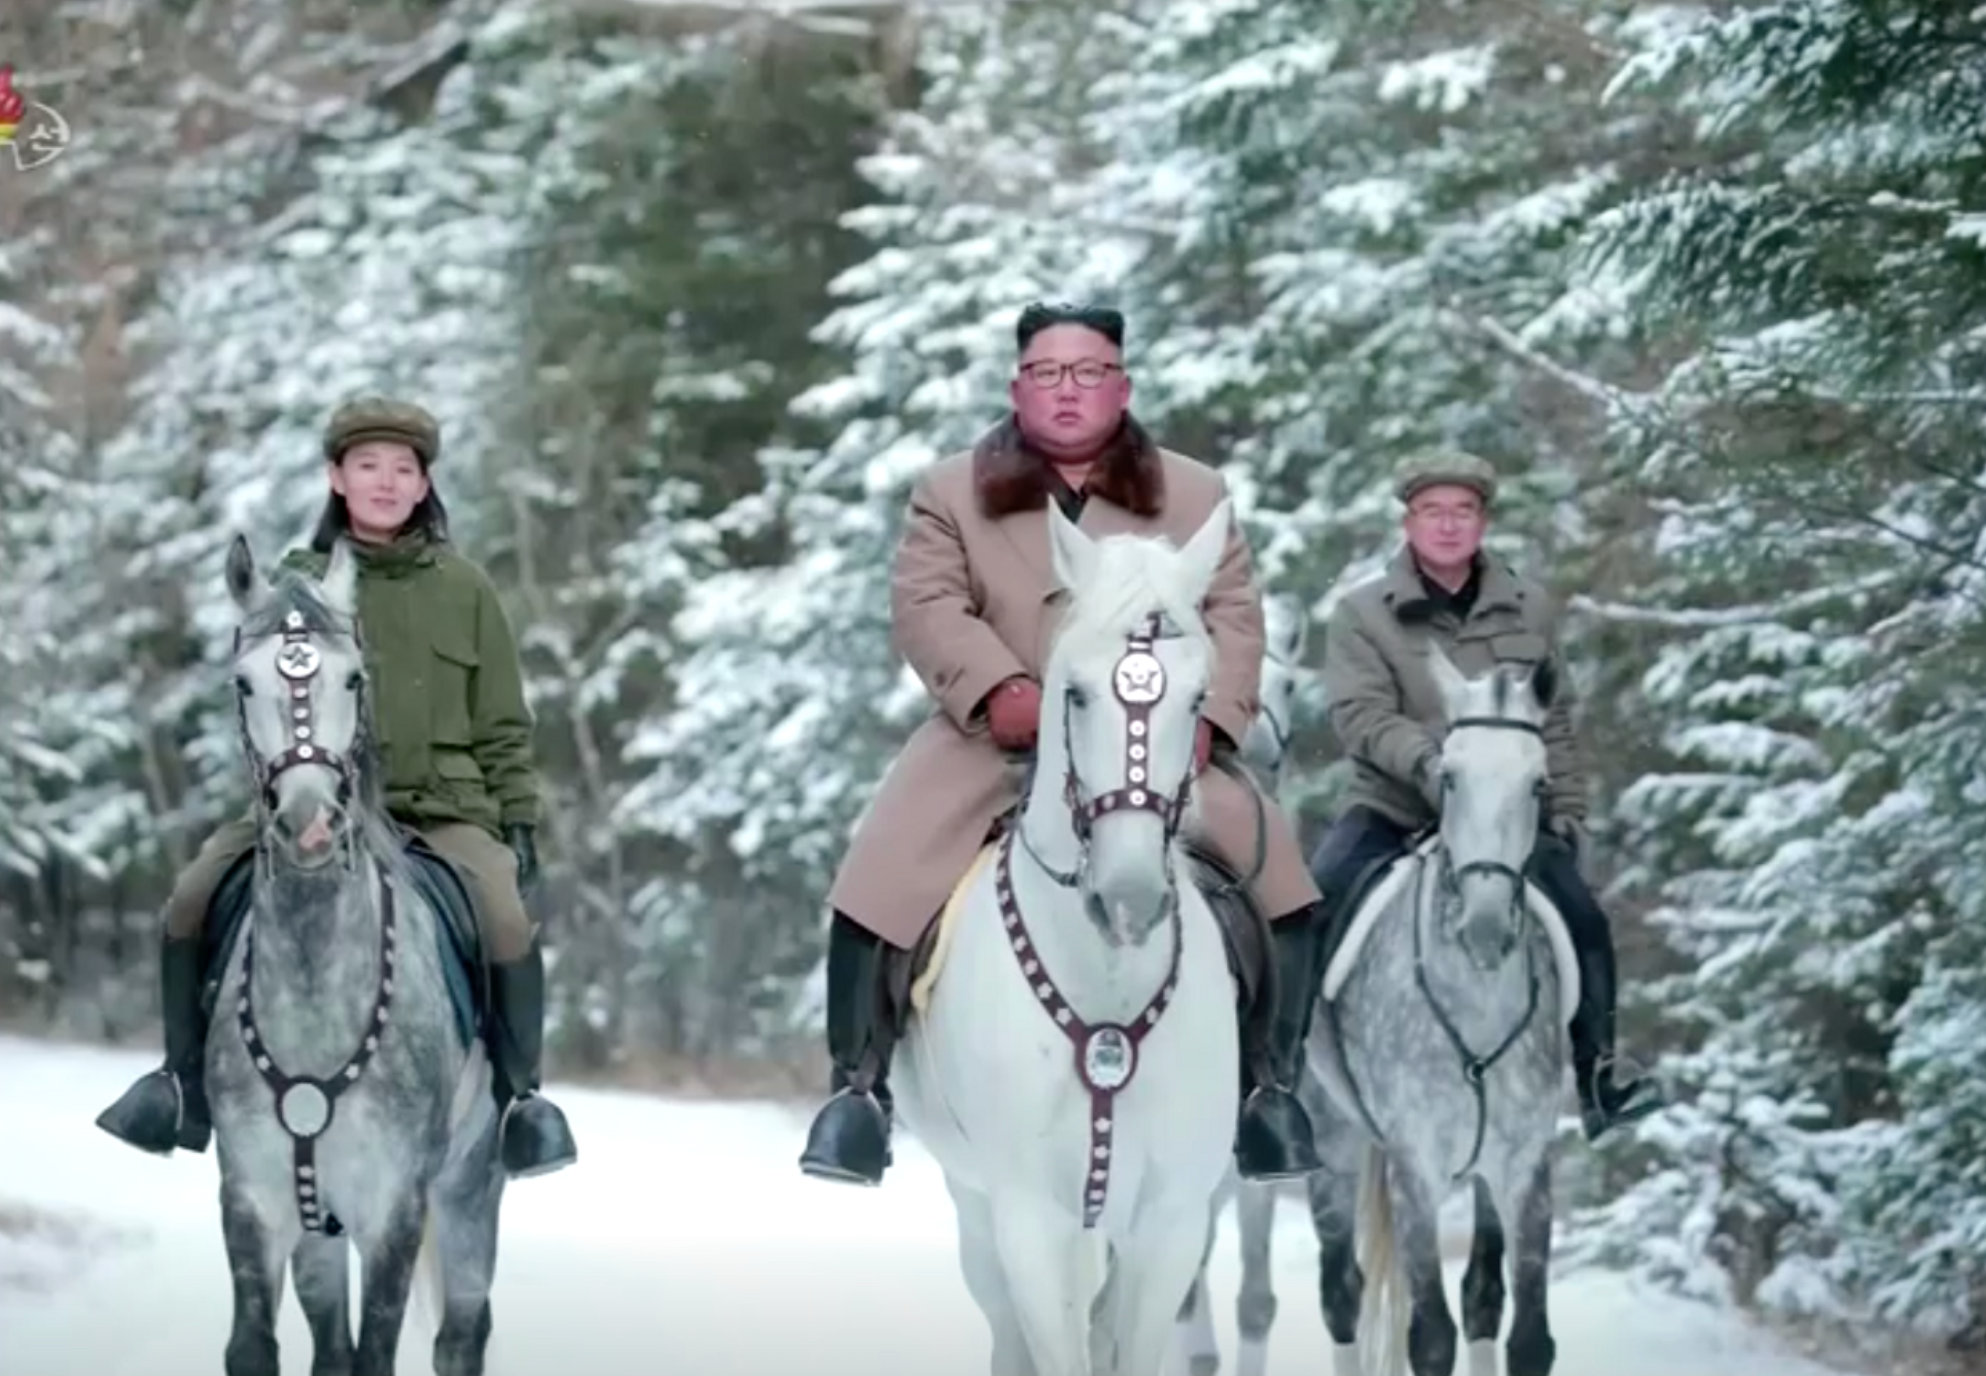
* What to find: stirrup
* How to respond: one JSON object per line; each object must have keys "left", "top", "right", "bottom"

{"left": 798, "top": 1086, "right": 891, "bottom": 1185}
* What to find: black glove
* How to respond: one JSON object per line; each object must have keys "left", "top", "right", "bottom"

{"left": 505, "top": 823, "right": 539, "bottom": 894}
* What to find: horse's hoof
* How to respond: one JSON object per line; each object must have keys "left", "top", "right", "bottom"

{"left": 94, "top": 1071, "right": 186, "bottom": 1156}
{"left": 798, "top": 1089, "right": 890, "bottom": 1185}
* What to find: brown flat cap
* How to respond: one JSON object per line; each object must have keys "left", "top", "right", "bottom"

{"left": 1393, "top": 447, "right": 1498, "bottom": 504}
{"left": 322, "top": 396, "right": 441, "bottom": 467}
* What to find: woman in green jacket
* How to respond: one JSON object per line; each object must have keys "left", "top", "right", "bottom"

{"left": 96, "top": 397, "right": 577, "bottom": 1179}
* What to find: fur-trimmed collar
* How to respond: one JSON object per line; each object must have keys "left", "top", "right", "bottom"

{"left": 972, "top": 415, "right": 1165, "bottom": 520}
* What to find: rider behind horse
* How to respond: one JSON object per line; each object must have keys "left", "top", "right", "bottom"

{"left": 1308, "top": 448, "right": 1662, "bottom": 1141}
{"left": 95, "top": 396, "right": 579, "bottom": 1179}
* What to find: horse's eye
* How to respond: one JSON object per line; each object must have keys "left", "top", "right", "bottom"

{"left": 234, "top": 675, "right": 252, "bottom": 696}
{"left": 346, "top": 671, "right": 363, "bottom": 691}
{"left": 1068, "top": 686, "right": 1089, "bottom": 710}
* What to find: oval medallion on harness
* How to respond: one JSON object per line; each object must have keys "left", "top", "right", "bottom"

{"left": 1082, "top": 1025, "right": 1137, "bottom": 1091}
{"left": 1113, "top": 652, "right": 1165, "bottom": 705}
{"left": 278, "top": 1081, "right": 332, "bottom": 1138}
{"left": 276, "top": 642, "right": 322, "bottom": 681}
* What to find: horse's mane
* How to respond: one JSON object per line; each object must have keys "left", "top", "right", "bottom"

{"left": 1053, "top": 533, "right": 1214, "bottom": 667}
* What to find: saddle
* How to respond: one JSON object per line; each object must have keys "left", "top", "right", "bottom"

{"left": 198, "top": 832, "right": 488, "bottom": 1048}
{"left": 879, "top": 805, "right": 1276, "bottom": 1036}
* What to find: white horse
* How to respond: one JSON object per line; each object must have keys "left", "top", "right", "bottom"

{"left": 893, "top": 499, "right": 1244, "bottom": 1376}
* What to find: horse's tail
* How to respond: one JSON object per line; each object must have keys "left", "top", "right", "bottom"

{"left": 1354, "top": 1144, "right": 1411, "bottom": 1376}
{"left": 410, "top": 1195, "right": 446, "bottom": 1338}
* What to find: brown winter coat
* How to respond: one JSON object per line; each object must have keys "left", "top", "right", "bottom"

{"left": 828, "top": 418, "right": 1322, "bottom": 950}
{"left": 1323, "top": 545, "right": 1590, "bottom": 834}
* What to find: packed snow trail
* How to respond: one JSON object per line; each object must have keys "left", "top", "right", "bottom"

{"left": 0, "top": 1035, "right": 1849, "bottom": 1375}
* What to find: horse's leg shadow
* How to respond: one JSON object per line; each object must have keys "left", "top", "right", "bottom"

{"left": 1460, "top": 1176, "right": 1506, "bottom": 1376}
{"left": 1170, "top": 1185, "right": 1225, "bottom": 1376}
{"left": 1233, "top": 1179, "right": 1278, "bottom": 1376}
{"left": 1498, "top": 1155, "right": 1557, "bottom": 1376}
{"left": 948, "top": 1176, "right": 1036, "bottom": 1376}
{"left": 292, "top": 1233, "right": 356, "bottom": 1376}
{"left": 428, "top": 1152, "right": 504, "bottom": 1376}
{"left": 351, "top": 1192, "right": 427, "bottom": 1376}
{"left": 1309, "top": 1164, "right": 1363, "bottom": 1376}
{"left": 220, "top": 1182, "right": 293, "bottom": 1376}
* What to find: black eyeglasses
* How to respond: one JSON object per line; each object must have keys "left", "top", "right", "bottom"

{"left": 1018, "top": 360, "right": 1123, "bottom": 390}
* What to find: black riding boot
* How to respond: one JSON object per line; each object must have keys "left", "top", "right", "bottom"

{"left": 95, "top": 934, "right": 212, "bottom": 1155}
{"left": 798, "top": 912, "right": 896, "bottom": 1185}
{"left": 1234, "top": 908, "right": 1325, "bottom": 1181}
{"left": 490, "top": 946, "right": 579, "bottom": 1178}
{"left": 1569, "top": 932, "right": 1664, "bottom": 1142}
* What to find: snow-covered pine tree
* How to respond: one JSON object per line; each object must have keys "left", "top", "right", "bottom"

{"left": 1562, "top": 0, "right": 1986, "bottom": 1339}
{"left": 619, "top": 0, "right": 1168, "bottom": 1046}
{"left": 1103, "top": 0, "right": 1681, "bottom": 834}
{"left": 466, "top": 3, "right": 891, "bottom": 1063}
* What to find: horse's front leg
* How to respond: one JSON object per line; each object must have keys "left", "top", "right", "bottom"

{"left": 1309, "top": 1164, "right": 1364, "bottom": 1376}
{"left": 292, "top": 1232, "right": 356, "bottom": 1376}
{"left": 352, "top": 1189, "right": 428, "bottom": 1376}
{"left": 1390, "top": 1164, "right": 1458, "bottom": 1376}
{"left": 991, "top": 1194, "right": 1093, "bottom": 1376}
{"left": 1459, "top": 1176, "right": 1506, "bottom": 1376}
{"left": 1233, "top": 1177, "right": 1280, "bottom": 1376}
{"left": 1094, "top": 1203, "right": 1219, "bottom": 1376}
{"left": 1170, "top": 1191, "right": 1224, "bottom": 1376}
{"left": 220, "top": 1181, "right": 295, "bottom": 1376}
{"left": 1501, "top": 1155, "right": 1557, "bottom": 1376}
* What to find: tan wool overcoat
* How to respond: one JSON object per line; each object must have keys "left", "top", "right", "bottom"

{"left": 1323, "top": 545, "right": 1591, "bottom": 834}
{"left": 828, "top": 418, "right": 1322, "bottom": 950}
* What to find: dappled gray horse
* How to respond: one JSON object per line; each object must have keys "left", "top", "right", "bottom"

{"left": 206, "top": 535, "right": 506, "bottom": 1376}
{"left": 1173, "top": 591, "right": 1312, "bottom": 1376}
{"left": 1305, "top": 648, "right": 1575, "bottom": 1376}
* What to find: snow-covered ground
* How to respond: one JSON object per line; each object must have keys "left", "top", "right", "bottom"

{"left": 1, "top": 1034, "right": 1852, "bottom": 1375}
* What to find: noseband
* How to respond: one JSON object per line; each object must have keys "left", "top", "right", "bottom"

{"left": 233, "top": 609, "right": 359, "bottom": 815}
{"left": 1020, "top": 614, "right": 1195, "bottom": 890}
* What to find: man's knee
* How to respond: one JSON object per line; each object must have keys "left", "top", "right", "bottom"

{"left": 419, "top": 824, "right": 536, "bottom": 964}
{"left": 162, "top": 816, "right": 260, "bottom": 941}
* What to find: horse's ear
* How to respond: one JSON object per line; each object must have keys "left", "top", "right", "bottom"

{"left": 225, "top": 533, "right": 259, "bottom": 610}
{"left": 1048, "top": 500, "right": 1097, "bottom": 594}
{"left": 1425, "top": 641, "right": 1471, "bottom": 718}
{"left": 1530, "top": 654, "right": 1558, "bottom": 710}
{"left": 1177, "top": 496, "right": 1233, "bottom": 603}
{"left": 320, "top": 538, "right": 358, "bottom": 616}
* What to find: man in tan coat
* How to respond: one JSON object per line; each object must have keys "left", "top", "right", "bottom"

{"left": 1312, "top": 448, "right": 1662, "bottom": 1141}
{"left": 798, "top": 301, "right": 1328, "bottom": 1187}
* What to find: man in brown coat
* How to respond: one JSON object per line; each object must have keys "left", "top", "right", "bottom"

{"left": 798, "top": 301, "right": 1328, "bottom": 1187}
{"left": 1311, "top": 448, "right": 1662, "bottom": 1141}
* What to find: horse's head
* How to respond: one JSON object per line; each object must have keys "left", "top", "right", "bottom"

{"left": 1239, "top": 592, "right": 1307, "bottom": 790}
{"left": 224, "top": 533, "right": 371, "bottom": 870}
{"left": 1041, "top": 498, "right": 1231, "bottom": 946}
{"left": 1425, "top": 643, "right": 1555, "bottom": 971}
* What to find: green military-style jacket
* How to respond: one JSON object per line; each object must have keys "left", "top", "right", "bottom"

{"left": 281, "top": 533, "right": 541, "bottom": 838}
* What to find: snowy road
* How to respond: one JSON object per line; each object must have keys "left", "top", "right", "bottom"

{"left": 0, "top": 1035, "right": 1849, "bottom": 1375}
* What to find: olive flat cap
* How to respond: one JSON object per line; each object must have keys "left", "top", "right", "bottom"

{"left": 1393, "top": 447, "right": 1498, "bottom": 504}
{"left": 322, "top": 396, "right": 441, "bottom": 467}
